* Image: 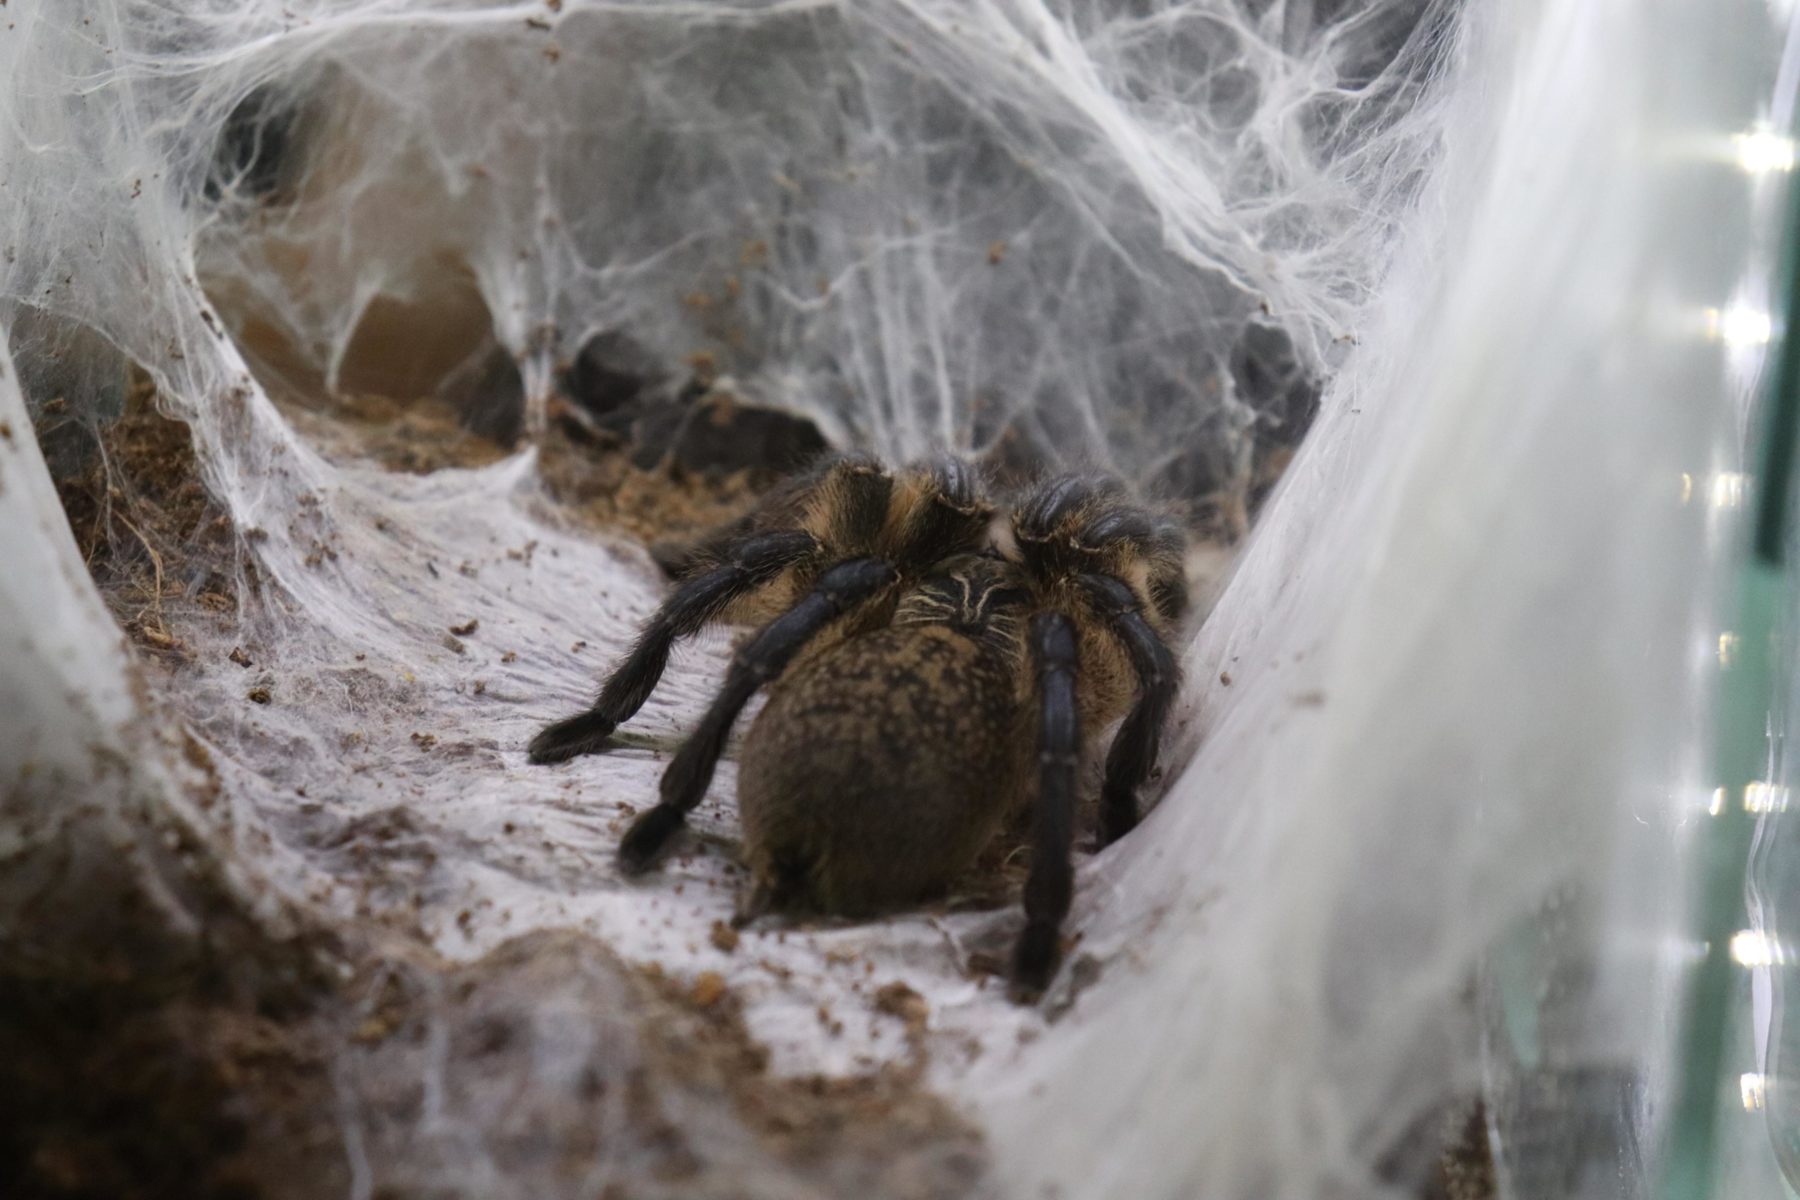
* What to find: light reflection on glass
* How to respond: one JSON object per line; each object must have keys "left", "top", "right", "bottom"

{"left": 1711, "top": 472, "right": 1751, "bottom": 508}
{"left": 1703, "top": 305, "right": 1776, "bottom": 345}
{"left": 1732, "top": 128, "right": 1798, "bottom": 175}
{"left": 1730, "top": 930, "right": 1786, "bottom": 968}
{"left": 1741, "top": 1073, "right": 1769, "bottom": 1112}
{"left": 1746, "top": 782, "right": 1792, "bottom": 814}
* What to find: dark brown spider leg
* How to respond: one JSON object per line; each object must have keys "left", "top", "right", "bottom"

{"left": 528, "top": 528, "right": 820, "bottom": 764}
{"left": 1080, "top": 573, "right": 1180, "bottom": 845}
{"left": 1012, "top": 610, "right": 1080, "bottom": 1000}
{"left": 618, "top": 556, "right": 898, "bottom": 872}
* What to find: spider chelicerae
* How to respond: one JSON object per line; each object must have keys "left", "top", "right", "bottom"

{"left": 528, "top": 454, "right": 1187, "bottom": 998}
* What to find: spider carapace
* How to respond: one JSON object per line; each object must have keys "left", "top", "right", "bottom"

{"left": 528, "top": 455, "right": 1187, "bottom": 997}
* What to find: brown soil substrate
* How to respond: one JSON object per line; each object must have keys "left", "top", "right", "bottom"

{"left": 45, "top": 370, "right": 247, "bottom": 655}
{"left": 537, "top": 392, "right": 773, "bottom": 560}
{"left": 279, "top": 386, "right": 769, "bottom": 573}
{"left": 277, "top": 388, "right": 517, "bottom": 477}
{"left": 0, "top": 931, "right": 989, "bottom": 1200}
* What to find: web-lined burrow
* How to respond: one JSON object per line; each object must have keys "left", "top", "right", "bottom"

{"left": 2, "top": 1, "right": 1461, "bottom": 1194}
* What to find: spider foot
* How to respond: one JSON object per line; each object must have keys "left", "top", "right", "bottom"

{"left": 1099, "top": 788, "right": 1139, "bottom": 847}
{"left": 528, "top": 711, "right": 618, "bottom": 764}
{"left": 1009, "top": 920, "right": 1061, "bottom": 1003}
{"left": 618, "top": 804, "right": 685, "bottom": 873}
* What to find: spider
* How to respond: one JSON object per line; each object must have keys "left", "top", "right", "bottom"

{"left": 528, "top": 455, "right": 1187, "bottom": 997}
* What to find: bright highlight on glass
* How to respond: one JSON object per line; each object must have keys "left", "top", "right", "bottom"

{"left": 1740, "top": 1073, "right": 1768, "bottom": 1112}
{"left": 1731, "top": 128, "right": 1797, "bottom": 174}
{"left": 1719, "top": 632, "right": 1741, "bottom": 666}
{"left": 1728, "top": 930, "right": 1784, "bottom": 968}
{"left": 1709, "top": 473, "right": 1750, "bottom": 508}
{"left": 1703, "top": 305, "right": 1775, "bottom": 346}
{"left": 1744, "top": 782, "right": 1791, "bottom": 814}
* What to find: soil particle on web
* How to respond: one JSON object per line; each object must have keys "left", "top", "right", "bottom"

{"left": 691, "top": 969, "right": 730, "bottom": 1008}
{"left": 873, "top": 982, "right": 929, "bottom": 1025}
{"left": 872, "top": 982, "right": 932, "bottom": 1043}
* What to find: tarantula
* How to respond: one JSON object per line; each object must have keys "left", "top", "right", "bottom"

{"left": 528, "top": 455, "right": 1187, "bottom": 997}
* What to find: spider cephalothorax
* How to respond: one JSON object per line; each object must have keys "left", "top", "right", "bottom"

{"left": 529, "top": 455, "right": 1187, "bottom": 998}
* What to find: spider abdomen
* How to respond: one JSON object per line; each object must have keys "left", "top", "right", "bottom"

{"left": 737, "top": 624, "right": 1025, "bottom": 916}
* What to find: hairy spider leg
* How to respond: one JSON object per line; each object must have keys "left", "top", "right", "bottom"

{"left": 617, "top": 556, "right": 899, "bottom": 871}
{"left": 1074, "top": 505, "right": 1157, "bottom": 549}
{"left": 902, "top": 455, "right": 986, "bottom": 553}
{"left": 1079, "top": 572, "right": 1181, "bottom": 845}
{"left": 656, "top": 453, "right": 876, "bottom": 577}
{"left": 1014, "top": 610, "right": 1081, "bottom": 998}
{"left": 1014, "top": 473, "right": 1126, "bottom": 538}
{"left": 528, "top": 528, "right": 821, "bottom": 764}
